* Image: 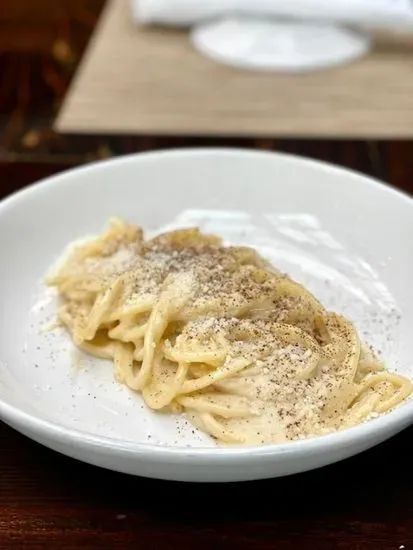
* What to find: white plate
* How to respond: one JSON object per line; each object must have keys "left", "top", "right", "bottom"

{"left": 0, "top": 148, "right": 412, "bottom": 482}
{"left": 191, "top": 18, "right": 371, "bottom": 73}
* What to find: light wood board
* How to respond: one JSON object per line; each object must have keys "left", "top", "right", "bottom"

{"left": 55, "top": 0, "right": 413, "bottom": 138}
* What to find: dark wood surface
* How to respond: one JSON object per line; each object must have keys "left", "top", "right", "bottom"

{"left": 1, "top": 2, "right": 413, "bottom": 549}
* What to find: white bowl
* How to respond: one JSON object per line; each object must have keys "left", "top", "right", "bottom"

{"left": 0, "top": 148, "right": 412, "bottom": 483}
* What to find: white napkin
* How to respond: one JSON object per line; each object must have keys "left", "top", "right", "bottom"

{"left": 132, "top": 0, "right": 227, "bottom": 26}
{"left": 131, "top": 0, "right": 413, "bottom": 29}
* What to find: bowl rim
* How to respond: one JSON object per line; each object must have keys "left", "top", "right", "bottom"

{"left": 1, "top": 146, "right": 412, "bottom": 460}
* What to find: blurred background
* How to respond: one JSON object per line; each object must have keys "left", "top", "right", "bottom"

{"left": 1, "top": 0, "right": 413, "bottom": 204}
{"left": 0, "top": 0, "right": 107, "bottom": 197}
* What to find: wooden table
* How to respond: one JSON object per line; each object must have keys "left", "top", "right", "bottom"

{"left": 1, "top": 2, "right": 413, "bottom": 549}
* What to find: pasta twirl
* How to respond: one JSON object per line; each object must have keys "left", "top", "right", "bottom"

{"left": 47, "top": 218, "right": 413, "bottom": 445}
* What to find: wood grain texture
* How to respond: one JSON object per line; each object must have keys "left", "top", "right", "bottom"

{"left": 56, "top": 0, "right": 413, "bottom": 138}
{"left": 1, "top": 416, "right": 413, "bottom": 550}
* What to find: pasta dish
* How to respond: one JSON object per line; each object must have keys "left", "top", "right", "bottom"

{"left": 47, "top": 218, "right": 413, "bottom": 445}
